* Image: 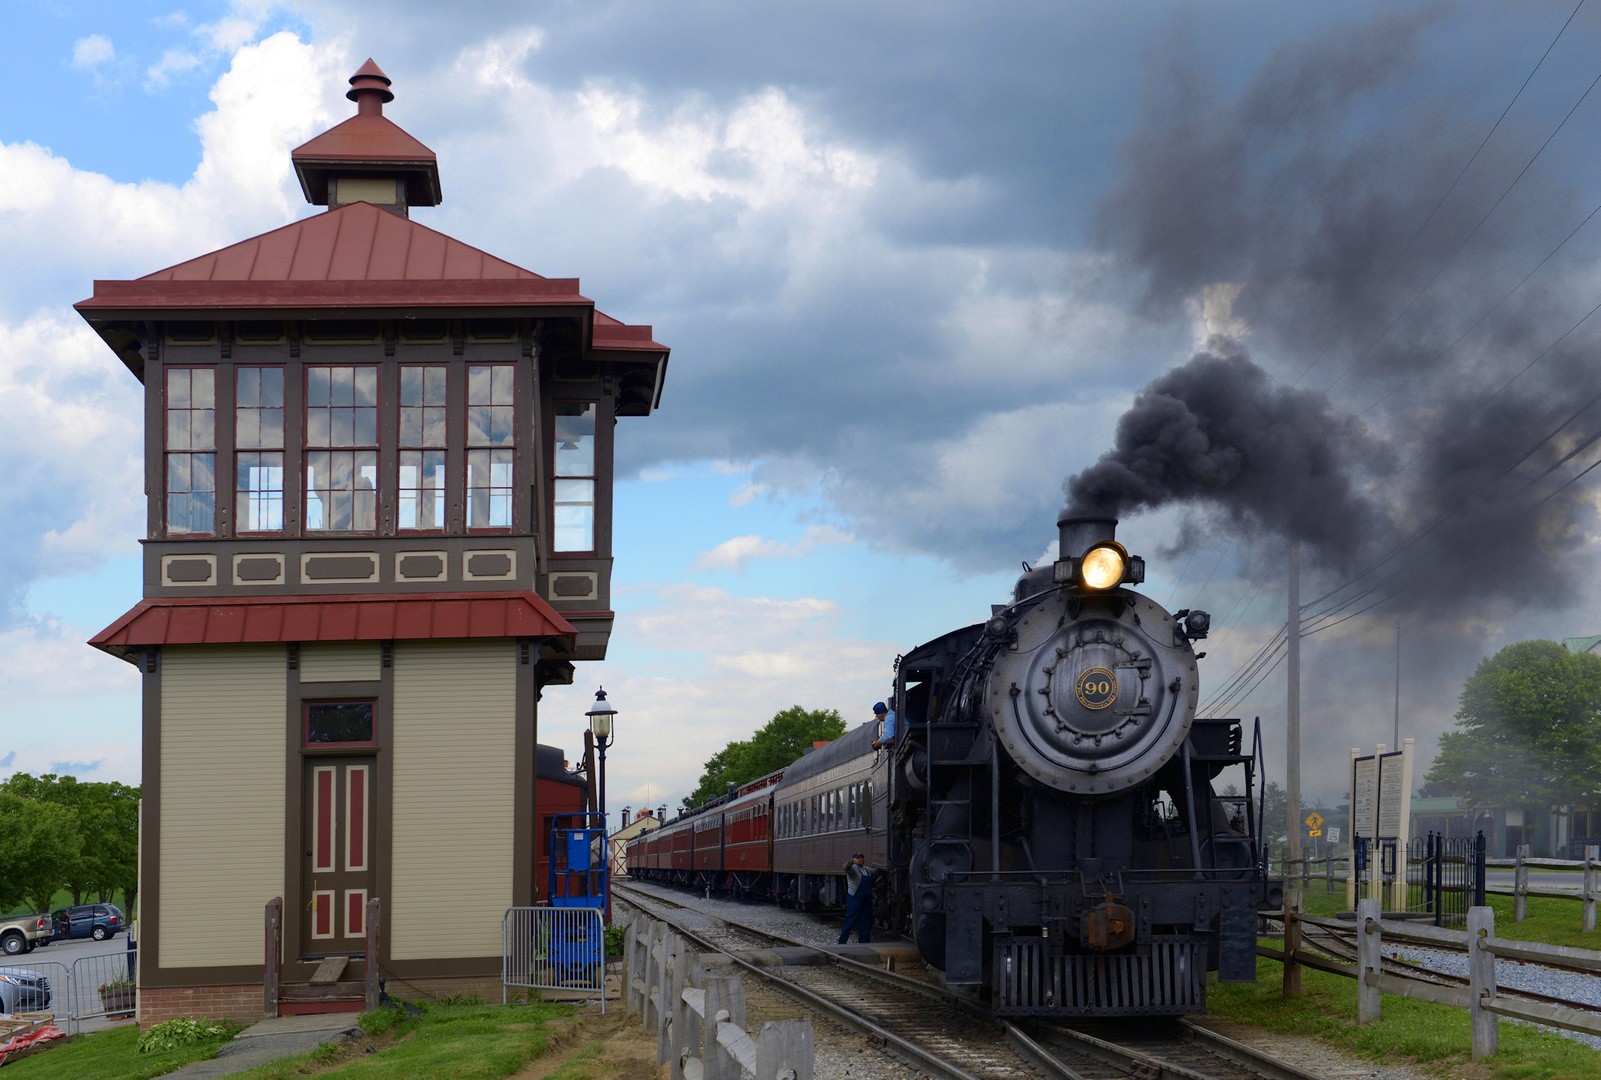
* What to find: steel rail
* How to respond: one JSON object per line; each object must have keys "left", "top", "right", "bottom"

{"left": 613, "top": 880, "right": 972, "bottom": 1010}
{"left": 619, "top": 881, "right": 1323, "bottom": 1080}
{"left": 615, "top": 887, "right": 992, "bottom": 1080}
{"left": 1177, "top": 1020, "right": 1328, "bottom": 1080}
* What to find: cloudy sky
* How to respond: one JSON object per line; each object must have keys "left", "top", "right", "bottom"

{"left": 6, "top": 0, "right": 1601, "bottom": 817}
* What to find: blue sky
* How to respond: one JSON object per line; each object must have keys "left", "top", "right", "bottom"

{"left": 7, "top": 1, "right": 1601, "bottom": 813}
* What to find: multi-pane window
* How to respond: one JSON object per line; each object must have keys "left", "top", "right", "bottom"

{"left": 553, "top": 401, "right": 596, "bottom": 551}
{"left": 399, "top": 366, "right": 447, "bottom": 530}
{"left": 305, "top": 366, "right": 378, "bottom": 531}
{"left": 165, "top": 368, "right": 216, "bottom": 534}
{"left": 236, "top": 367, "right": 285, "bottom": 532}
{"left": 467, "top": 365, "right": 514, "bottom": 529}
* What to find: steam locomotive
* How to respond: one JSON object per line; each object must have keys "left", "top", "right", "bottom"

{"left": 626, "top": 517, "right": 1282, "bottom": 1016}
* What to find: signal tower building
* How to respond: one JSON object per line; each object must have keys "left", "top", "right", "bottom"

{"left": 77, "top": 61, "right": 669, "bottom": 1024}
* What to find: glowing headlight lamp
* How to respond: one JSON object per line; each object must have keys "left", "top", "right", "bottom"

{"left": 1053, "top": 540, "right": 1146, "bottom": 591}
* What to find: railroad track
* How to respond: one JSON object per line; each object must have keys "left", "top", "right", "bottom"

{"left": 615, "top": 881, "right": 1328, "bottom": 1080}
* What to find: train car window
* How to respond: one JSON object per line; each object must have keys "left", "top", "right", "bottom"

{"left": 864, "top": 783, "right": 873, "bottom": 827}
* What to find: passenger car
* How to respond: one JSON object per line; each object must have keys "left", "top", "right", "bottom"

{"left": 51, "top": 904, "right": 125, "bottom": 941}
{"left": 0, "top": 966, "right": 52, "bottom": 1012}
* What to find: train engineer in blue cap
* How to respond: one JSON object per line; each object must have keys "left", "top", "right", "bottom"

{"left": 871, "top": 701, "right": 896, "bottom": 750}
{"left": 838, "top": 852, "right": 873, "bottom": 943}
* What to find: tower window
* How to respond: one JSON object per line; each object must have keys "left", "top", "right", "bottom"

{"left": 552, "top": 401, "right": 596, "bottom": 552}
{"left": 399, "top": 365, "right": 447, "bottom": 530}
{"left": 305, "top": 366, "right": 378, "bottom": 532}
{"left": 236, "top": 367, "right": 284, "bottom": 532}
{"left": 467, "top": 365, "right": 515, "bottom": 529}
{"left": 165, "top": 368, "right": 216, "bottom": 535}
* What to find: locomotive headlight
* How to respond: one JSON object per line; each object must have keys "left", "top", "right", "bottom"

{"left": 1079, "top": 544, "right": 1127, "bottom": 590}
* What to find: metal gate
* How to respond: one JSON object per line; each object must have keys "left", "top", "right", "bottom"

{"left": 1406, "top": 831, "right": 1486, "bottom": 925}
{"left": 501, "top": 907, "right": 606, "bottom": 1011}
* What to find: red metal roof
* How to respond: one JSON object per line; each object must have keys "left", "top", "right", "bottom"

{"left": 90, "top": 591, "right": 576, "bottom": 663}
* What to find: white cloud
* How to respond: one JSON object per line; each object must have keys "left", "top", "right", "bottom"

{"left": 729, "top": 480, "right": 768, "bottom": 507}
{"left": 639, "top": 468, "right": 681, "bottom": 482}
{"left": 692, "top": 525, "right": 853, "bottom": 572}
{"left": 71, "top": 35, "right": 115, "bottom": 70}
{"left": 536, "top": 583, "right": 895, "bottom": 809}
{"left": 146, "top": 49, "right": 203, "bottom": 88}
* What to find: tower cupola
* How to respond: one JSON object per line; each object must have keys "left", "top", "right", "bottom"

{"left": 290, "top": 59, "right": 442, "bottom": 217}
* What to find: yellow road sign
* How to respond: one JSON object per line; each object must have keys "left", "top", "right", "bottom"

{"left": 1305, "top": 812, "right": 1324, "bottom": 831}
{"left": 1309, "top": 829, "right": 1322, "bottom": 837}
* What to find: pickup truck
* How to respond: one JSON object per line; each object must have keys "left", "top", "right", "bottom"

{"left": 0, "top": 913, "right": 53, "bottom": 955}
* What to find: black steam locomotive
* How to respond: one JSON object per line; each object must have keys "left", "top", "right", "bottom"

{"left": 627, "top": 516, "right": 1282, "bottom": 1016}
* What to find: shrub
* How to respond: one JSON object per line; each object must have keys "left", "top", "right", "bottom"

{"left": 605, "top": 923, "right": 625, "bottom": 957}
{"left": 137, "top": 1017, "right": 232, "bottom": 1054}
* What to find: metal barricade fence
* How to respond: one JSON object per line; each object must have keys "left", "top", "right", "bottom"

{"left": 70, "top": 948, "right": 137, "bottom": 1027}
{"left": 502, "top": 907, "right": 606, "bottom": 1012}
{"left": 0, "top": 958, "right": 69, "bottom": 1026}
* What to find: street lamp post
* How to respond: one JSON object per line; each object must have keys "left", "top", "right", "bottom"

{"left": 586, "top": 688, "right": 618, "bottom": 834}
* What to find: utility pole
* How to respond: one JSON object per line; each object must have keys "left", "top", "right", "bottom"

{"left": 1284, "top": 542, "right": 1302, "bottom": 999}
{"left": 1394, "top": 621, "right": 1401, "bottom": 748}
{"left": 1286, "top": 543, "right": 1301, "bottom": 870}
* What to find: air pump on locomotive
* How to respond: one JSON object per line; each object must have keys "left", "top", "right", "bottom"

{"left": 628, "top": 516, "right": 1282, "bottom": 1017}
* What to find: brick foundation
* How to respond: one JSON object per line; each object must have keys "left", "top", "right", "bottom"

{"left": 383, "top": 974, "right": 506, "bottom": 1004}
{"left": 138, "top": 984, "right": 264, "bottom": 1031}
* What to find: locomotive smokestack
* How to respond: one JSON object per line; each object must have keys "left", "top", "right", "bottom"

{"left": 1057, "top": 515, "right": 1117, "bottom": 560}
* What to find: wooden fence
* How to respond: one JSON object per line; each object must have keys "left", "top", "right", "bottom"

{"left": 1269, "top": 898, "right": 1601, "bottom": 1059}
{"left": 1489, "top": 845, "right": 1600, "bottom": 930}
{"left": 622, "top": 910, "right": 813, "bottom": 1080}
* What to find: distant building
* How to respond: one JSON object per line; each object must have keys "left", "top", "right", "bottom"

{"left": 1562, "top": 635, "right": 1601, "bottom": 655}
{"left": 610, "top": 808, "right": 662, "bottom": 877}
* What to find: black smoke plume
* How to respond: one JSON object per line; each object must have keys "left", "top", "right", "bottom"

{"left": 1066, "top": 342, "right": 1388, "bottom": 570}
{"left": 1070, "top": 10, "right": 1601, "bottom": 616}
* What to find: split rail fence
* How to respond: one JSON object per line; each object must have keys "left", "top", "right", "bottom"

{"left": 621, "top": 909, "right": 813, "bottom": 1080}
{"left": 1268, "top": 898, "right": 1601, "bottom": 1059}
{"left": 1487, "top": 845, "right": 1600, "bottom": 930}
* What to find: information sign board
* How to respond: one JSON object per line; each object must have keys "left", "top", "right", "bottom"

{"left": 1378, "top": 751, "right": 1405, "bottom": 839}
{"left": 1352, "top": 755, "right": 1377, "bottom": 838}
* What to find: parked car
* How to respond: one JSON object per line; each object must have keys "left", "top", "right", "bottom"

{"left": 0, "top": 914, "right": 52, "bottom": 956}
{"left": 0, "top": 966, "right": 51, "bottom": 1012}
{"left": 51, "top": 904, "right": 125, "bottom": 942}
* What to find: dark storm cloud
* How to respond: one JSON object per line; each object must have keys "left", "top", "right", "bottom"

{"left": 1075, "top": 6, "right": 1601, "bottom": 614}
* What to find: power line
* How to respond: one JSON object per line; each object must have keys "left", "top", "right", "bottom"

{"left": 1323, "top": 64, "right": 1601, "bottom": 394}
{"left": 1289, "top": 0, "right": 1586, "bottom": 389}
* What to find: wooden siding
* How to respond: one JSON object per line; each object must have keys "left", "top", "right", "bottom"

{"left": 299, "top": 641, "right": 381, "bottom": 683}
{"left": 390, "top": 639, "right": 516, "bottom": 959}
{"left": 159, "top": 645, "right": 286, "bottom": 967}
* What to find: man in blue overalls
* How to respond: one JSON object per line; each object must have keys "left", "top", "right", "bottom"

{"left": 838, "top": 853, "right": 873, "bottom": 943}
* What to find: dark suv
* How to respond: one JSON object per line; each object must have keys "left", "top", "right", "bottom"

{"left": 51, "top": 904, "right": 125, "bottom": 941}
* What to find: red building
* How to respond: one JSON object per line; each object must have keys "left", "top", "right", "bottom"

{"left": 77, "top": 61, "right": 668, "bottom": 1025}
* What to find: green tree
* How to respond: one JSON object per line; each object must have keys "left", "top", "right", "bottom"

{"left": 0, "top": 791, "right": 82, "bottom": 914}
{"left": 0, "top": 774, "right": 140, "bottom": 915}
{"left": 689, "top": 705, "right": 847, "bottom": 806}
{"left": 1424, "top": 640, "right": 1601, "bottom": 809}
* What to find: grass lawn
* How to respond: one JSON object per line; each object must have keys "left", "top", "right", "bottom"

{"left": 0, "top": 1023, "right": 238, "bottom": 1080}
{"left": 1209, "top": 953, "right": 1601, "bottom": 1080}
{"left": 229, "top": 999, "right": 574, "bottom": 1080}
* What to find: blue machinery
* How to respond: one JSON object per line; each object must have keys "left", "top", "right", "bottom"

{"left": 547, "top": 812, "right": 608, "bottom": 979}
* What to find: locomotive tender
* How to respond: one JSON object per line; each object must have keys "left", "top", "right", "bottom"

{"left": 627, "top": 517, "right": 1282, "bottom": 1016}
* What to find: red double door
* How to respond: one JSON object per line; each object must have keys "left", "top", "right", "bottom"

{"left": 301, "top": 757, "right": 375, "bottom": 959}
